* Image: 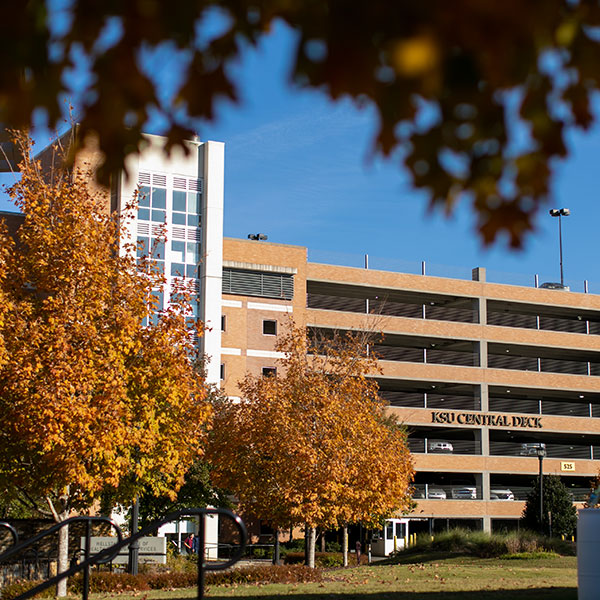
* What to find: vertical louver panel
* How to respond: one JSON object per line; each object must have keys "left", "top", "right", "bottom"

{"left": 379, "top": 391, "right": 425, "bottom": 407}
{"left": 487, "top": 311, "right": 537, "bottom": 328}
{"left": 589, "top": 322, "right": 600, "bottom": 335}
{"left": 489, "top": 396, "right": 540, "bottom": 414}
{"left": 539, "top": 316, "right": 587, "bottom": 333}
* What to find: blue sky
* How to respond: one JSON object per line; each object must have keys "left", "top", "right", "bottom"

{"left": 2, "top": 20, "right": 599, "bottom": 292}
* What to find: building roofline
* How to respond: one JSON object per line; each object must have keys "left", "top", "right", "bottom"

{"left": 224, "top": 237, "right": 307, "bottom": 250}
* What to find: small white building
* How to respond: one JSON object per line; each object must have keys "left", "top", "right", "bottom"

{"left": 371, "top": 518, "right": 409, "bottom": 556}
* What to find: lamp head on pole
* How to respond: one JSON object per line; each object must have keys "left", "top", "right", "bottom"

{"left": 549, "top": 208, "right": 570, "bottom": 217}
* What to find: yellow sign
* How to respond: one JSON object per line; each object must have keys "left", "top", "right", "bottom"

{"left": 561, "top": 462, "right": 576, "bottom": 472}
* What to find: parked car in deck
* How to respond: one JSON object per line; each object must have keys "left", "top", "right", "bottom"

{"left": 490, "top": 488, "right": 515, "bottom": 501}
{"left": 427, "top": 488, "right": 447, "bottom": 500}
{"left": 520, "top": 442, "right": 546, "bottom": 456}
{"left": 451, "top": 485, "right": 477, "bottom": 499}
{"left": 428, "top": 441, "right": 454, "bottom": 453}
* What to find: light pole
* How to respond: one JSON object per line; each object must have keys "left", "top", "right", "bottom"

{"left": 128, "top": 497, "right": 140, "bottom": 574}
{"left": 536, "top": 446, "right": 546, "bottom": 535}
{"left": 549, "top": 208, "right": 570, "bottom": 287}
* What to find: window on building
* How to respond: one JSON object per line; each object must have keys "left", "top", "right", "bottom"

{"left": 170, "top": 239, "right": 200, "bottom": 279}
{"left": 263, "top": 320, "right": 277, "bottom": 335}
{"left": 145, "top": 289, "right": 164, "bottom": 327}
{"left": 395, "top": 522, "right": 406, "bottom": 539}
{"left": 262, "top": 367, "right": 277, "bottom": 377}
{"left": 172, "top": 190, "right": 201, "bottom": 227}
{"left": 221, "top": 315, "right": 226, "bottom": 332}
{"left": 220, "top": 363, "right": 225, "bottom": 380}
{"left": 136, "top": 172, "right": 204, "bottom": 327}
{"left": 137, "top": 237, "right": 165, "bottom": 276}
{"left": 137, "top": 184, "right": 166, "bottom": 223}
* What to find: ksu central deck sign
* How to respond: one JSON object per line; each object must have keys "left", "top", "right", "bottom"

{"left": 431, "top": 411, "right": 543, "bottom": 429}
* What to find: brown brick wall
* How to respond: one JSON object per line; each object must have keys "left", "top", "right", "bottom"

{"left": 222, "top": 239, "right": 600, "bottom": 527}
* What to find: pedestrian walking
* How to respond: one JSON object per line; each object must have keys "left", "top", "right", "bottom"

{"left": 184, "top": 533, "right": 196, "bottom": 554}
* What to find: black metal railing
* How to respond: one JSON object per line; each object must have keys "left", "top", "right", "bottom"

{"left": 0, "top": 507, "right": 247, "bottom": 600}
{"left": 412, "top": 484, "right": 591, "bottom": 502}
{"left": 489, "top": 441, "right": 595, "bottom": 459}
{"left": 407, "top": 438, "right": 481, "bottom": 455}
{"left": 0, "top": 522, "right": 18, "bottom": 548}
{"left": 307, "top": 293, "right": 478, "bottom": 323}
{"left": 0, "top": 516, "right": 122, "bottom": 600}
{"left": 373, "top": 344, "right": 478, "bottom": 367}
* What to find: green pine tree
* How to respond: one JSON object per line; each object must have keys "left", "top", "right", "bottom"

{"left": 521, "top": 475, "right": 577, "bottom": 537}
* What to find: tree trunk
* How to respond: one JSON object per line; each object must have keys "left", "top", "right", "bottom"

{"left": 342, "top": 525, "right": 348, "bottom": 567}
{"left": 320, "top": 529, "right": 326, "bottom": 553}
{"left": 307, "top": 526, "right": 316, "bottom": 568}
{"left": 272, "top": 529, "right": 280, "bottom": 565}
{"left": 56, "top": 510, "right": 69, "bottom": 597}
{"left": 304, "top": 524, "right": 309, "bottom": 565}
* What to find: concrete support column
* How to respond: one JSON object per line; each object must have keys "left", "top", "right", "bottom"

{"left": 472, "top": 267, "right": 491, "bottom": 534}
{"left": 472, "top": 267, "right": 487, "bottom": 370}
{"left": 200, "top": 141, "right": 224, "bottom": 386}
{"left": 479, "top": 469, "right": 492, "bottom": 533}
{"left": 480, "top": 383, "right": 489, "bottom": 414}
{"left": 479, "top": 425, "right": 489, "bottom": 456}
{"left": 483, "top": 516, "right": 492, "bottom": 533}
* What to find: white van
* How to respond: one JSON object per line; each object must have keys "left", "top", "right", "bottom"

{"left": 428, "top": 441, "right": 453, "bottom": 453}
{"left": 490, "top": 489, "right": 515, "bottom": 501}
{"left": 520, "top": 442, "right": 546, "bottom": 456}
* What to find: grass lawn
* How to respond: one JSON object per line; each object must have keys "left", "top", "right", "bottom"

{"left": 87, "top": 555, "right": 577, "bottom": 600}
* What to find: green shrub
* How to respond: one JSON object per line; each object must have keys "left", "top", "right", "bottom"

{"left": 0, "top": 580, "right": 53, "bottom": 600}
{"left": 1, "top": 562, "right": 327, "bottom": 598}
{"left": 501, "top": 551, "right": 560, "bottom": 560}
{"left": 206, "top": 565, "right": 323, "bottom": 586}
{"left": 316, "top": 554, "right": 343, "bottom": 568}
{"left": 283, "top": 551, "right": 367, "bottom": 567}
{"left": 284, "top": 551, "right": 337, "bottom": 565}
{"left": 5, "top": 564, "right": 324, "bottom": 598}
{"left": 284, "top": 551, "right": 306, "bottom": 565}
{"left": 146, "top": 572, "right": 197, "bottom": 589}
{"left": 394, "top": 528, "right": 575, "bottom": 561}
{"left": 326, "top": 541, "right": 341, "bottom": 552}
{"left": 284, "top": 538, "right": 305, "bottom": 552}
{"left": 69, "top": 572, "right": 150, "bottom": 594}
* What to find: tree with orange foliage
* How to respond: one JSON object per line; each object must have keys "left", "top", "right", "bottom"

{"left": 0, "top": 134, "right": 211, "bottom": 595}
{"left": 208, "top": 323, "right": 413, "bottom": 567}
